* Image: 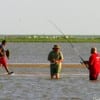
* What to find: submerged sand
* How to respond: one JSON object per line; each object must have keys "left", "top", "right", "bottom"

{"left": 8, "top": 63, "right": 86, "bottom": 68}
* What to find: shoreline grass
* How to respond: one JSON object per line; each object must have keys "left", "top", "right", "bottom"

{"left": 0, "top": 35, "right": 100, "bottom": 42}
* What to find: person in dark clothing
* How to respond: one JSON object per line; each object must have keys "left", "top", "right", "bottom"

{"left": 0, "top": 40, "right": 13, "bottom": 75}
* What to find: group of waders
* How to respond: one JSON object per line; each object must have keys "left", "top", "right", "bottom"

{"left": 0, "top": 40, "right": 100, "bottom": 81}
{"left": 48, "top": 45, "right": 100, "bottom": 81}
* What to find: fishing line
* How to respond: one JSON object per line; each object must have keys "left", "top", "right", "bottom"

{"left": 48, "top": 20, "right": 88, "bottom": 69}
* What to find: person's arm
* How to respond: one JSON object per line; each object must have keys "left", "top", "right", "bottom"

{"left": 55, "top": 51, "right": 64, "bottom": 63}
{"left": 5, "top": 49, "right": 10, "bottom": 59}
{"left": 48, "top": 52, "right": 56, "bottom": 63}
{"left": 88, "top": 55, "right": 95, "bottom": 68}
{"left": 83, "top": 61, "right": 89, "bottom": 64}
{"left": 81, "top": 60, "right": 89, "bottom": 69}
{"left": 0, "top": 48, "right": 5, "bottom": 56}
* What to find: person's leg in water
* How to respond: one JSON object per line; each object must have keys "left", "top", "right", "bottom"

{"left": 50, "top": 64, "right": 56, "bottom": 79}
{"left": 55, "top": 64, "right": 61, "bottom": 79}
{"left": 89, "top": 73, "right": 99, "bottom": 80}
{"left": 51, "top": 74, "right": 55, "bottom": 79}
{"left": 1, "top": 57, "right": 13, "bottom": 75}
{"left": 55, "top": 73, "right": 60, "bottom": 79}
{"left": 3, "top": 65, "right": 13, "bottom": 75}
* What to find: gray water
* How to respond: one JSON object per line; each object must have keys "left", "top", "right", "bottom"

{"left": 7, "top": 42, "right": 100, "bottom": 64}
{"left": 0, "top": 67, "right": 100, "bottom": 100}
{"left": 0, "top": 43, "right": 100, "bottom": 100}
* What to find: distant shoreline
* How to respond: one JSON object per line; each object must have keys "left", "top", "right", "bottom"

{"left": 0, "top": 35, "right": 100, "bottom": 42}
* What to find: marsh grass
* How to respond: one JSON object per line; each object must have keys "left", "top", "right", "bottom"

{"left": 0, "top": 35, "right": 100, "bottom": 42}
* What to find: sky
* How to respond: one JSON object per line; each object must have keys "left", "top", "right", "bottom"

{"left": 0, "top": 0, "right": 100, "bottom": 35}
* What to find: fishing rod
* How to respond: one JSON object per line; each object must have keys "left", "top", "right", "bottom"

{"left": 48, "top": 20, "right": 88, "bottom": 69}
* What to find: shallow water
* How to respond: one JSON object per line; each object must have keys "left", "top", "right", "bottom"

{"left": 1, "top": 42, "right": 100, "bottom": 100}
{"left": 0, "top": 67, "right": 100, "bottom": 100}
{"left": 7, "top": 42, "right": 100, "bottom": 64}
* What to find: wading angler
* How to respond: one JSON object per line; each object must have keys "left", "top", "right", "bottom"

{"left": 48, "top": 44, "right": 64, "bottom": 79}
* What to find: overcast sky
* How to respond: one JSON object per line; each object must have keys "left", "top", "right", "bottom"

{"left": 0, "top": 0, "right": 100, "bottom": 35}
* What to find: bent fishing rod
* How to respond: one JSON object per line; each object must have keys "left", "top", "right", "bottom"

{"left": 48, "top": 20, "right": 88, "bottom": 69}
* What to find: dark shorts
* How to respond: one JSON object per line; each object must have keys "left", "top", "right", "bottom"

{"left": 50, "top": 63, "right": 61, "bottom": 75}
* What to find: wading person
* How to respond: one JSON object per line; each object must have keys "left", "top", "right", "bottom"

{"left": 48, "top": 45, "right": 64, "bottom": 79}
{"left": 84, "top": 47, "right": 100, "bottom": 80}
{"left": 0, "top": 40, "right": 13, "bottom": 75}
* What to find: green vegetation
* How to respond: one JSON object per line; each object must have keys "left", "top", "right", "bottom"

{"left": 0, "top": 35, "right": 100, "bottom": 42}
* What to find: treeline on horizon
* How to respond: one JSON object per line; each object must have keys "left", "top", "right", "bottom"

{"left": 0, "top": 35, "right": 100, "bottom": 42}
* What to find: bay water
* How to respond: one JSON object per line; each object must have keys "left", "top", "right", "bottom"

{"left": 7, "top": 42, "right": 100, "bottom": 64}
{"left": 0, "top": 42, "right": 99, "bottom": 100}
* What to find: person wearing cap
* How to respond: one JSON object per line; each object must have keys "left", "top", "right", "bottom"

{"left": 84, "top": 47, "right": 100, "bottom": 80}
{"left": 0, "top": 40, "right": 13, "bottom": 75}
{"left": 48, "top": 44, "right": 64, "bottom": 79}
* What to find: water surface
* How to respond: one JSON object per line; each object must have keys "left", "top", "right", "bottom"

{"left": 7, "top": 42, "right": 100, "bottom": 64}
{"left": 0, "top": 67, "right": 100, "bottom": 100}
